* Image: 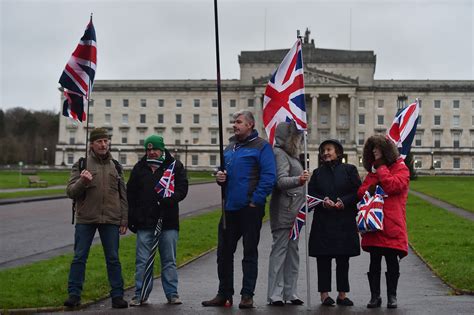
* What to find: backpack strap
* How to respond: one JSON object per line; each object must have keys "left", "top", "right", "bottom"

{"left": 71, "top": 157, "right": 86, "bottom": 225}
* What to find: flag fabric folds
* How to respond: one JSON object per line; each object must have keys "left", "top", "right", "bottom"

{"left": 263, "top": 39, "right": 307, "bottom": 146}
{"left": 289, "top": 195, "right": 324, "bottom": 240}
{"left": 356, "top": 185, "right": 386, "bottom": 233}
{"left": 387, "top": 99, "right": 420, "bottom": 159}
{"left": 59, "top": 17, "right": 97, "bottom": 122}
{"left": 140, "top": 161, "right": 176, "bottom": 302}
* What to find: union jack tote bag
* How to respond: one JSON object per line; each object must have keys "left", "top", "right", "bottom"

{"left": 356, "top": 185, "right": 386, "bottom": 233}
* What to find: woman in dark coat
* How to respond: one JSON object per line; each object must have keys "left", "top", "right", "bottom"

{"left": 308, "top": 139, "right": 361, "bottom": 306}
{"left": 358, "top": 135, "right": 409, "bottom": 309}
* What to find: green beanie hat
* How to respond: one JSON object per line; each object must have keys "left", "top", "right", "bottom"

{"left": 144, "top": 135, "right": 165, "bottom": 151}
{"left": 90, "top": 128, "right": 109, "bottom": 142}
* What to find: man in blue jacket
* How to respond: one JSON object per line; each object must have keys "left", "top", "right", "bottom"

{"left": 202, "top": 110, "right": 276, "bottom": 309}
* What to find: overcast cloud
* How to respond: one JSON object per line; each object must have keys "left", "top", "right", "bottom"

{"left": 1, "top": 0, "right": 473, "bottom": 112}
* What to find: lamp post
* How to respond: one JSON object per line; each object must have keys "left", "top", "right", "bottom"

{"left": 43, "top": 147, "right": 48, "bottom": 165}
{"left": 430, "top": 151, "right": 434, "bottom": 170}
{"left": 62, "top": 147, "right": 66, "bottom": 166}
{"left": 184, "top": 140, "right": 189, "bottom": 172}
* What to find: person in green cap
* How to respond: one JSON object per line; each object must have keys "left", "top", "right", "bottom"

{"left": 127, "top": 134, "right": 189, "bottom": 306}
{"left": 64, "top": 127, "right": 129, "bottom": 309}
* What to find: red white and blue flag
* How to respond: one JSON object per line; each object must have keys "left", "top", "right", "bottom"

{"left": 289, "top": 195, "right": 324, "bottom": 240}
{"left": 59, "top": 17, "right": 97, "bottom": 122}
{"left": 356, "top": 185, "right": 386, "bottom": 233}
{"left": 263, "top": 39, "right": 307, "bottom": 146}
{"left": 154, "top": 161, "right": 176, "bottom": 198}
{"left": 387, "top": 99, "right": 420, "bottom": 159}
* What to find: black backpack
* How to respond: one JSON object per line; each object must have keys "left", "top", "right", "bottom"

{"left": 71, "top": 157, "right": 123, "bottom": 224}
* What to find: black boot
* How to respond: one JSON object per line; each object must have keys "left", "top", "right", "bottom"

{"left": 366, "top": 272, "right": 381, "bottom": 308}
{"left": 386, "top": 272, "right": 399, "bottom": 309}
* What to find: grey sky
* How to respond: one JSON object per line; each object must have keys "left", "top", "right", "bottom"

{"left": 1, "top": 0, "right": 473, "bottom": 112}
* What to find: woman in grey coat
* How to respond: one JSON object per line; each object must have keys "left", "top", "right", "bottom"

{"left": 267, "top": 121, "right": 309, "bottom": 306}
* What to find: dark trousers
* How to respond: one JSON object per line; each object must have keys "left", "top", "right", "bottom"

{"left": 369, "top": 248, "right": 400, "bottom": 274}
{"left": 316, "top": 256, "right": 350, "bottom": 292}
{"left": 217, "top": 205, "right": 264, "bottom": 298}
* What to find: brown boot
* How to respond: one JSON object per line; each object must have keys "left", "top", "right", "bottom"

{"left": 202, "top": 295, "right": 232, "bottom": 307}
{"left": 239, "top": 295, "right": 254, "bottom": 309}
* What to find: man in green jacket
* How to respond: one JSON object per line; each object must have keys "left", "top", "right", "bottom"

{"left": 64, "top": 128, "right": 128, "bottom": 308}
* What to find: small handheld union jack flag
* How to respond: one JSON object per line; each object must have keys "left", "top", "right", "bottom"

{"left": 289, "top": 195, "right": 324, "bottom": 240}
{"left": 154, "top": 161, "right": 176, "bottom": 198}
{"left": 356, "top": 185, "right": 386, "bottom": 233}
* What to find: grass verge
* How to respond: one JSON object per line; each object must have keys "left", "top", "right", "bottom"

{"left": 0, "top": 210, "right": 221, "bottom": 310}
{"left": 407, "top": 193, "right": 474, "bottom": 292}
{"left": 410, "top": 176, "right": 474, "bottom": 213}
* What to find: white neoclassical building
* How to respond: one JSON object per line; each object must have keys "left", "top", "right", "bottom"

{"left": 56, "top": 33, "right": 474, "bottom": 174}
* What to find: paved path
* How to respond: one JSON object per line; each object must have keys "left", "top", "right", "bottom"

{"left": 410, "top": 190, "right": 474, "bottom": 221}
{"left": 73, "top": 216, "right": 474, "bottom": 315}
{"left": 0, "top": 185, "right": 66, "bottom": 193}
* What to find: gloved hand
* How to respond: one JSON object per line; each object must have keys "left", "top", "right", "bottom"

{"left": 373, "top": 158, "right": 387, "bottom": 169}
{"left": 159, "top": 197, "right": 175, "bottom": 209}
{"left": 368, "top": 184, "right": 376, "bottom": 195}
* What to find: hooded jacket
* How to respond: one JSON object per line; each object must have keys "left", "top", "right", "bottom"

{"left": 127, "top": 150, "right": 188, "bottom": 231}
{"left": 269, "top": 122, "right": 305, "bottom": 232}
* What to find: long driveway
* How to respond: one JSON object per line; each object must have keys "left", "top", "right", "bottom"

{"left": 0, "top": 182, "right": 220, "bottom": 269}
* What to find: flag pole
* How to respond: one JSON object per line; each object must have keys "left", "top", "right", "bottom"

{"left": 83, "top": 13, "right": 94, "bottom": 169}
{"left": 213, "top": 0, "right": 226, "bottom": 229}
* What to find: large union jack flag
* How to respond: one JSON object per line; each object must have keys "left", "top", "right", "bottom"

{"left": 356, "top": 185, "right": 386, "bottom": 233}
{"left": 387, "top": 99, "right": 420, "bottom": 159}
{"left": 59, "top": 17, "right": 97, "bottom": 122}
{"left": 154, "top": 161, "right": 176, "bottom": 198}
{"left": 263, "top": 39, "right": 307, "bottom": 146}
{"left": 289, "top": 195, "right": 324, "bottom": 240}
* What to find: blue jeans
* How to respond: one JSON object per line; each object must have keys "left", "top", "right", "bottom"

{"left": 134, "top": 229, "right": 179, "bottom": 300}
{"left": 67, "top": 224, "right": 124, "bottom": 298}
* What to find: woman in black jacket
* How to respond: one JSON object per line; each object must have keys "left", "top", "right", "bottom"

{"left": 308, "top": 139, "right": 361, "bottom": 307}
{"left": 127, "top": 135, "right": 188, "bottom": 306}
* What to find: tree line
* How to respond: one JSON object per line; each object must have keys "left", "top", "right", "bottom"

{"left": 0, "top": 108, "right": 59, "bottom": 166}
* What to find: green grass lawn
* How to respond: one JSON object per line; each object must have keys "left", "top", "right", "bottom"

{"left": 0, "top": 171, "right": 71, "bottom": 189}
{"left": 407, "top": 193, "right": 474, "bottom": 292}
{"left": 410, "top": 176, "right": 474, "bottom": 213}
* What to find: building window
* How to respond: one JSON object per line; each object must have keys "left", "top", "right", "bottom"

{"left": 418, "top": 115, "right": 422, "bottom": 124}
{"left": 192, "top": 155, "right": 199, "bottom": 166}
{"left": 158, "top": 99, "right": 164, "bottom": 107}
{"left": 105, "top": 113, "right": 111, "bottom": 124}
{"left": 453, "top": 100, "right": 460, "bottom": 109}
{"left": 358, "top": 114, "right": 365, "bottom": 125}
{"left": 67, "top": 153, "right": 74, "bottom": 164}
{"left": 176, "top": 99, "right": 182, "bottom": 107}
{"left": 212, "top": 99, "right": 218, "bottom": 107}
{"left": 453, "top": 115, "right": 460, "bottom": 127}
{"left": 105, "top": 99, "right": 112, "bottom": 107}
{"left": 123, "top": 99, "right": 129, "bottom": 107}
{"left": 211, "top": 114, "right": 218, "bottom": 126}
{"left": 210, "top": 130, "right": 218, "bottom": 144}
{"left": 88, "top": 113, "right": 94, "bottom": 124}
{"left": 122, "top": 114, "right": 128, "bottom": 124}
{"left": 119, "top": 154, "right": 127, "bottom": 165}
{"left": 69, "top": 131, "right": 76, "bottom": 145}
{"left": 140, "top": 99, "right": 146, "bottom": 107}
{"left": 173, "top": 130, "right": 182, "bottom": 145}
{"left": 89, "top": 99, "right": 94, "bottom": 107}
{"left": 338, "top": 131, "right": 347, "bottom": 144}
{"left": 193, "top": 114, "right": 200, "bottom": 124}
{"left": 140, "top": 114, "right": 146, "bottom": 124}
{"left": 358, "top": 132, "right": 365, "bottom": 145}
{"left": 320, "top": 131, "right": 329, "bottom": 141}
{"left": 176, "top": 114, "right": 182, "bottom": 124}
{"left": 320, "top": 114, "right": 328, "bottom": 124}
{"left": 414, "top": 157, "right": 422, "bottom": 169}
{"left": 377, "top": 99, "right": 384, "bottom": 108}
{"left": 229, "top": 114, "right": 234, "bottom": 124}
{"left": 248, "top": 98, "right": 255, "bottom": 107}
{"left": 377, "top": 115, "right": 384, "bottom": 125}
{"left": 434, "top": 100, "right": 441, "bottom": 109}
{"left": 121, "top": 130, "right": 128, "bottom": 144}
{"left": 210, "top": 155, "right": 217, "bottom": 166}
{"left": 192, "top": 130, "right": 199, "bottom": 144}
{"left": 174, "top": 153, "right": 181, "bottom": 161}
{"left": 157, "top": 114, "right": 164, "bottom": 124}
{"left": 453, "top": 157, "right": 460, "bottom": 169}
{"left": 434, "top": 115, "right": 441, "bottom": 125}
{"left": 453, "top": 132, "right": 461, "bottom": 148}
{"left": 339, "top": 114, "right": 348, "bottom": 126}
{"left": 359, "top": 99, "right": 365, "bottom": 108}
{"left": 230, "top": 99, "right": 236, "bottom": 107}
{"left": 194, "top": 99, "right": 200, "bottom": 107}
{"left": 434, "top": 132, "right": 441, "bottom": 148}
{"left": 434, "top": 158, "right": 441, "bottom": 169}
{"left": 415, "top": 132, "right": 422, "bottom": 147}
{"left": 138, "top": 130, "right": 145, "bottom": 145}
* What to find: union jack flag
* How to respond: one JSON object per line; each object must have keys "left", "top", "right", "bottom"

{"left": 59, "top": 16, "right": 97, "bottom": 122}
{"left": 387, "top": 99, "right": 420, "bottom": 159}
{"left": 154, "top": 161, "right": 176, "bottom": 198}
{"left": 356, "top": 185, "right": 386, "bottom": 233}
{"left": 289, "top": 195, "right": 324, "bottom": 240}
{"left": 263, "top": 39, "right": 307, "bottom": 146}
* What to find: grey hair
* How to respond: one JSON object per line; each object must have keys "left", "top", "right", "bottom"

{"left": 232, "top": 110, "right": 255, "bottom": 128}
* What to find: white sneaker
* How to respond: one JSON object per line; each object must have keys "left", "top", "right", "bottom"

{"left": 168, "top": 296, "right": 183, "bottom": 305}
{"left": 130, "top": 297, "right": 149, "bottom": 306}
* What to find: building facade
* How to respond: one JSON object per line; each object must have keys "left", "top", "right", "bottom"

{"left": 56, "top": 34, "right": 474, "bottom": 174}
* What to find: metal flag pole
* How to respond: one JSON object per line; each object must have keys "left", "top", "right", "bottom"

{"left": 213, "top": 0, "right": 226, "bottom": 229}
{"left": 83, "top": 13, "right": 94, "bottom": 170}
